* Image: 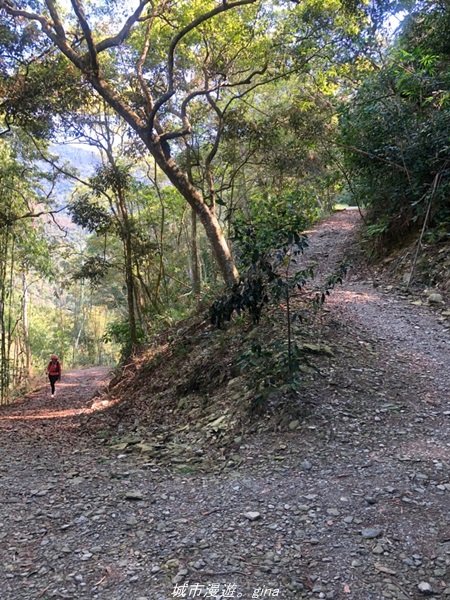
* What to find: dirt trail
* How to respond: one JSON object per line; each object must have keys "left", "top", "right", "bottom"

{"left": 0, "top": 367, "right": 110, "bottom": 443}
{"left": 0, "top": 212, "right": 449, "bottom": 600}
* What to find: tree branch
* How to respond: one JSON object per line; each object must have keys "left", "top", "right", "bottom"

{"left": 44, "top": 0, "right": 66, "bottom": 39}
{"left": 14, "top": 206, "right": 67, "bottom": 221}
{"left": 148, "top": 0, "right": 258, "bottom": 132}
{"left": 162, "top": 63, "right": 268, "bottom": 142}
{"left": 0, "top": 0, "right": 86, "bottom": 69}
{"left": 0, "top": 1, "right": 52, "bottom": 31}
{"left": 96, "top": 0, "right": 150, "bottom": 52}
{"left": 136, "top": 15, "right": 156, "bottom": 118}
{"left": 205, "top": 92, "right": 223, "bottom": 168}
{"left": 25, "top": 132, "right": 96, "bottom": 189}
{"left": 333, "top": 141, "right": 409, "bottom": 173}
{"left": 159, "top": 129, "right": 191, "bottom": 142}
{"left": 70, "top": 0, "right": 99, "bottom": 74}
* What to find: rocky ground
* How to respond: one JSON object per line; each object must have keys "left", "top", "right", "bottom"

{"left": 0, "top": 211, "right": 449, "bottom": 600}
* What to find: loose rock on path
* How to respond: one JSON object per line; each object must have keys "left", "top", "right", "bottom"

{"left": 0, "top": 211, "right": 449, "bottom": 600}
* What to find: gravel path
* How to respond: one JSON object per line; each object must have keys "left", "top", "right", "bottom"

{"left": 0, "top": 212, "right": 449, "bottom": 600}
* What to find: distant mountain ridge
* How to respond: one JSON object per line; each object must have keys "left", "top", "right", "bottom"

{"left": 49, "top": 143, "right": 101, "bottom": 204}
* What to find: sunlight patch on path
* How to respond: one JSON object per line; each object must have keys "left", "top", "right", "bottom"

{"left": 335, "top": 289, "right": 380, "bottom": 304}
{"left": 0, "top": 367, "right": 111, "bottom": 428}
{"left": 0, "top": 407, "right": 92, "bottom": 420}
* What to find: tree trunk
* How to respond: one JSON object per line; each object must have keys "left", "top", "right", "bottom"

{"left": 0, "top": 263, "right": 7, "bottom": 404}
{"left": 151, "top": 144, "right": 239, "bottom": 287}
{"left": 0, "top": 1, "right": 243, "bottom": 289}
{"left": 102, "top": 141, "right": 139, "bottom": 350}
{"left": 185, "top": 145, "right": 202, "bottom": 296}
{"left": 21, "top": 270, "right": 31, "bottom": 378}
{"left": 190, "top": 207, "right": 201, "bottom": 296}
{"left": 78, "top": 76, "right": 239, "bottom": 288}
{"left": 123, "top": 234, "right": 138, "bottom": 348}
{"left": 87, "top": 79, "right": 239, "bottom": 287}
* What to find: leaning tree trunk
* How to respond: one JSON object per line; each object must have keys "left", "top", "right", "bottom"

{"left": 0, "top": 0, "right": 245, "bottom": 289}
{"left": 150, "top": 143, "right": 239, "bottom": 287}
{"left": 87, "top": 80, "right": 239, "bottom": 288}
{"left": 79, "top": 78, "right": 239, "bottom": 288}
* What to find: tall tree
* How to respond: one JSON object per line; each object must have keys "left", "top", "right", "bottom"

{"left": 0, "top": 0, "right": 381, "bottom": 286}
{"left": 68, "top": 113, "right": 142, "bottom": 347}
{"left": 0, "top": 133, "right": 54, "bottom": 401}
{"left": 0, "top": 0, "right": 271, "bottom": 285}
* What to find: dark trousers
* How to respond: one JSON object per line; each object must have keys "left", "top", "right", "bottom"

{"left": 49, "top": 375, "right": 59, "bottom": 394}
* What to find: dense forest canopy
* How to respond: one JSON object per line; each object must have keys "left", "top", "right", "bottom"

{"left": 0, "top": 0, "right": 448, "bottom": 401}
{"left": 340, "top": 1, "right": 450, "bottom": 247}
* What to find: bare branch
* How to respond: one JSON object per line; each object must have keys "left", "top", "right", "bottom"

{"left": 25, "top": 132, "right": 95, "bottom": 188}
{"left": 159, "top": 128, "right": 191, "bottom": 142}
{"left": 0, "top": 0, "right": 86, "bottom": 69}
{"left": 0, "top": 1, "right": 52, "bottom": 31}
{"left": 205, "top": 92, "right": 223, "bottom": 168}
{"left": 148, "top": 0, "right": 258, "bottom": 131}
{"left": 70, "top": 0, "right": 99, "bottom": 74}
{"left": 136, "top": 16, "right": 155, "bottom": 117}
{"left": 180, "top": 86, "right": 219, "bottom": 121}
{"left": 333, "top": 141, "right": 409, "bottom": 173}
{"left": 14, "top": 205, "right": 67, "bottom": 221}
{"left": 44, "top": 0, "right": 66, "bottom": 39}
{"left": 221, "top": 68, "right": 296, "bottom": 113}
{"left": 163, "top": 62, "right": 267, "bottom": 143}
{"left": 48, "top": 209, "right": 68, "bottom": 234}
{"left": 96, "top": 0, "right": 150, "bottom": 52}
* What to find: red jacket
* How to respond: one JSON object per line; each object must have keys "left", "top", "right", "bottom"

{"left": 47, "top": 360, "right": 61, "bottom": 376}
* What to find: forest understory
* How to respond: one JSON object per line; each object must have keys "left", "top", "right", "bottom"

{"left": 0, "top": 210, "right": 449, "bottom": 600}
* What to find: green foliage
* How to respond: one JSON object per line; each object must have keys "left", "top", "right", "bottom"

{"left": 69, "top": 195, "right": 112, "bottom": 234}
{"left": 72, "top": 256, "right": 111, "bottom": 285}
{"left": 1, "top": 55, "right": 89, "bottom": 138}
{"left": 236, "top": 260, "right": 347, "bottom": 416}
{"left": 0, "top": 0, "right": 409, "bottom": 401}
{"left": 232, "top": 191, "right": 316, "bottom": 268}
{"left": 237, "top": 338, "right": 306, "bottom": 415}
{"left": 210, "top": 222, "right": 315, "bottom": 413}
{"left": 211, "top": 194, "right": 312, "bottom": 328}
{"left": 19, "top": 231, "right": 52, "bottom": 275}
{"left": 28, "top": 307, "right": 70, "bottom": 368}
{"left": 340, "top": 4, "right": 450, "bottom": 245}
{"left": 210, "top": 276, "right": 269, "bottom": 329}
{"left": 0, "top": 133, "right": 58, "bottom": 399}
{"left": 90, "top": 164, "right": 132, "bottom": 197}
{"left": 103, "top": 319, "right": 145, "bottom": 358}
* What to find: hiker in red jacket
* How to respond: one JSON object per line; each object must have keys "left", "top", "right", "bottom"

{"left": 46, "top": 354, "right": 61, "bottom": 398}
